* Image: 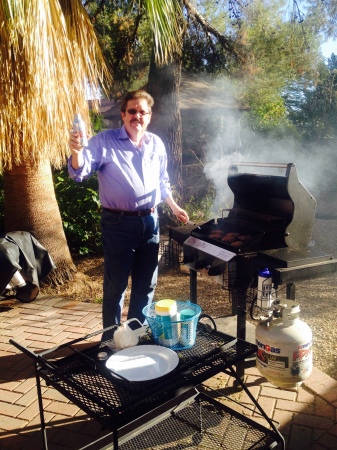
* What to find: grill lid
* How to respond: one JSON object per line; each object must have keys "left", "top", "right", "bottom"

{"left": 226, "top": 163, "right": 316, "bottom": 248}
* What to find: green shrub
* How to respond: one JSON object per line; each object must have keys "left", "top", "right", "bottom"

{"left": 89, "top": 110, "right": 104, "bottom": 133}
{"left": 53, "top": 169, "right": 102, "bottom": 255}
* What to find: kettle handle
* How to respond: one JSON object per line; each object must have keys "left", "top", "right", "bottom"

{"left": 124, "top": 318, "right": 148, "bottom": 337}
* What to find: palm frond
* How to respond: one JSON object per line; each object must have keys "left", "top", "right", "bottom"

{"left": 144, "top": 0, "right": 184, "bottom": 65}
{"left": 0, "top": 0, "right": 112, "bottom": 170}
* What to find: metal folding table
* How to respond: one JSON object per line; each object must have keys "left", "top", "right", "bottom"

{"left": 11, "top": 321, "right": 285, "bottom": 449}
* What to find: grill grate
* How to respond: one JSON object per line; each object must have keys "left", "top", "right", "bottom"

{"left": 119, "top": 393, "right": 281, "bottom": 449}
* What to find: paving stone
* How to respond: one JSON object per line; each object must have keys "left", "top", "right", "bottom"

{"left": 237, "top": 384, "right": 260, "bottom": 405}
{"left": 14, "top": 378, "right": 39, "bottom": 395}
{"left": 276, "top": 398, "right": 315, "bottom": 414}
{"left": 321, "top": 389, "right": 337, "bottom": 404}
{"left": 1, "top": 297, "right": 336, "bottom": 450}
{"left": 44, "top": 400, "right": 81, "bottom": 417}
{"left": 272, "top": 408, "right": 293, "bottom": 434}
{"left": 328, "top": 423, "right": 337, "bottom": 436}
{"left": 17, "top": 400, "right": 40, "bottom": 421}
{"left": 287, "top": 424, "right": 314, "bottom": 450}
{"left": 297, "top": 388, "right": 315, "bottom": 404}
{"left": 0, "top": 389, "right": 23, "bottom": 404}
{"left": 260, "top": 386, "right": 297, "bottom": 401}
{"left": 315, "top": 396, "right": 336, "bottom": 418}
{"left": 293, "top": 412, "right": 334, "bottom": 430}
{"left": 309, "top": 444, "right": 330, "bottom": 450}
{"left": 312, "top": 427, "right": 328, "bottom": 442}
{"left": 252, "top": 394, "right": 276, "bottom": 418}
{"left": 316, "top": 430, "right": 337, "bottom": 449}
{"left": 1, "top": 401, "right": 27, "bottom": 419}
{"left": 0, "top": 430, "right": 36, "bottom": 449}
{"left": 14, "top": 386, "right": 39, "bottom": 408}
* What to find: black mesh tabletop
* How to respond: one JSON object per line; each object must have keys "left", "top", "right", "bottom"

{"left": 36, "top": 323, "right": 257, "bottom": 430}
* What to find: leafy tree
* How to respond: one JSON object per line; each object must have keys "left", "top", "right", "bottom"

{"left": 288, "top": 61, "right": 337, "bottom": 142}
{"left": 84, "top": 0, "right": 153, "bottom": 94}
{"left": 84, "top": 1, "right": 326, "bottom": 196}
{"left": 328, "top": 53, "right": 337, "bottom": 70}
{"left": 235, "top": 0, "right": 323, "bottom": 134}
{"left": 306, "top": 0, "right": 337, "bottom": 38}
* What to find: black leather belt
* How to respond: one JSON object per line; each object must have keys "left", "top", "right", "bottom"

{"left": 103, "top": 207, "right": 155, "bottom": 217}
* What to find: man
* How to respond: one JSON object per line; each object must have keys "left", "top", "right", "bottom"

{"left": 68, "top": 90, "right": 189, "bottom": 340}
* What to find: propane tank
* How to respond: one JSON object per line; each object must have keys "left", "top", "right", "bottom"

{"left": 255, "top": 300, "right": 312, "bottom": 388}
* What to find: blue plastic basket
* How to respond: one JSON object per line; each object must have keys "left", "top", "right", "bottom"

{"left": 142, "top": 301, "right": 202, "bottom": 350}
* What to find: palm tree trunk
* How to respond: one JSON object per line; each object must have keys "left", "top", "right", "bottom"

{"left": 3, "top": 159, "right": 76, "bottom": 285}
{"left": 148, "top": 56, "right": 184, "bottom": 200}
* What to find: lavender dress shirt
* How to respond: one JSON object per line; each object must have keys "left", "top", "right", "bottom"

{"left": 68, "top": 126, "right": 172, "bottom": 211}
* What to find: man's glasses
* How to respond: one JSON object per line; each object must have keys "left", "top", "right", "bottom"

{"left": 126, "top": 108, "right": 150, "bottom": 116}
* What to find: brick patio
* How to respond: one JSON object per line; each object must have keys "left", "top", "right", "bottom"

{"left": 1, "top": 295, "right": 337, "bottom": 449}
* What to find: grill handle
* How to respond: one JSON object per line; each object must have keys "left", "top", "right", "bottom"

{"left": 230, "top": 162, "right": 293, "bottom": 176}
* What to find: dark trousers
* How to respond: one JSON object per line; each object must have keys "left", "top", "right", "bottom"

{"left": 101, "top": 208, "right": 159, "bottom": 340}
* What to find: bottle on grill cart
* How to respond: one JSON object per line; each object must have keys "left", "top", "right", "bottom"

{"left": 257, "top": 268, "right": 275, "bottom": 310}
{"left": 155, "top": 299, "right": 179, "bottom": 347}
{"left": 179, "top": 308, "right": 196, "bottom": 347}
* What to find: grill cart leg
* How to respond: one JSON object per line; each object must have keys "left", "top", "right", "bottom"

{"left": 230, "top": 288, "right": 247, "bottom": 381}
{"left": 286, "top": 282, "right": 296, "bottom": 300}
{"left": 225, "top": 365, "right": 286, "bottom": 450}
{"left": 190, "top": 269, "right": 197, "bottom": 303}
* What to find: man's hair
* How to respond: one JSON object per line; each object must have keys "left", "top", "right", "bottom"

{"left": 120, "top": 90, "right": 154, "bottom": 112}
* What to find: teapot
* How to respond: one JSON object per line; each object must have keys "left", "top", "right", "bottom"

{"left": 113, "top": 318, "right": 148, "bottom": 350}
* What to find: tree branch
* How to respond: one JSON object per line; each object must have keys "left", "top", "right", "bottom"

{"left": 183, "top": 0, "right": 242, "bottom": 60}
{"left": 84, "top": 0, "right": 107, "bottom": 22}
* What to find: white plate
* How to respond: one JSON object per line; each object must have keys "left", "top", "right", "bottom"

{"left": 105, "top": 345, "right": 179, "bottom": 382}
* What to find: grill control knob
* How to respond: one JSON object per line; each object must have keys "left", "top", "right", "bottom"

{"left": 194, "top": 259, "right": 211, "bottom": 270}
{"left": 208, "top": 265, "right": 224, "bottom": 276}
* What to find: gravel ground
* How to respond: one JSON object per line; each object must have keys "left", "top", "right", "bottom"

{"left": 293, "top": 216, "right": 337, "bottom": 380}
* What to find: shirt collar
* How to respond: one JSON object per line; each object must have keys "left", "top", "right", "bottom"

{"left": 118, "top": 125, "right": 151, "bottom": 145}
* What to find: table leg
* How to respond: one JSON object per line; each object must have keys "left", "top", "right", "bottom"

{"left": 35, "top": 362, "right": 48, "bottom": 450}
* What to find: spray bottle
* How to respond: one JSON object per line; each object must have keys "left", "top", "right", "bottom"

{"left": 72, "top": 114, "right": 88, "bottom": 147}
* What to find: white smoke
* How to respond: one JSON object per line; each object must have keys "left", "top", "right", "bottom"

{"left": 202, "top": 100, "right": 335, "bottom": 217}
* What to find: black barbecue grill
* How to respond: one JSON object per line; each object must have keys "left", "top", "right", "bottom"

{"left": 190, "top": 162, "right": 317, "bottom": 254}
{"left": 180, "top": 162, "right": 335, "bottom": 278}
